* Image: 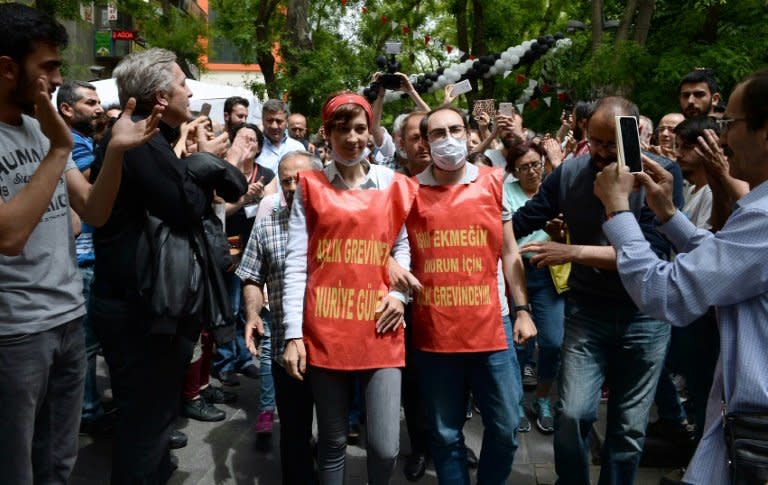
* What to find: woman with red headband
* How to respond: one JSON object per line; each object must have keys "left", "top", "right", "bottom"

{"left": 281, "top": 91, "right": 418, "bottom": 484}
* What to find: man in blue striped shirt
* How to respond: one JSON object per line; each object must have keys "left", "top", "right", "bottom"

{"left": 595, "top": 69, "right": 768, "bottom": 484}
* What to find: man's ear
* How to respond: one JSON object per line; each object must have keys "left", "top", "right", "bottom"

{"left": 0, "top": 56, "right": 19, "bottom": 84}
{"left": 155, "top": 91, "right": 169, "bottom": 108}
{"left": 59, "top": 102, "right": 74, "bottom": 120}
{"left": 712, "top": 92, "right": 721, "bottom": 107}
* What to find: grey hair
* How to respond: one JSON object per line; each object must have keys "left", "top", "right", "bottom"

{"left": 278, "top": 150, "right": 322, "bottom": 171}
{"left": 263, "top": 99, "right": 289, "bottom": 116}
{"left": 113, "top": 48, "right": 177, "bottom": 112}
{"left": 391, "top": 113, "right": 408, "bottom": 137}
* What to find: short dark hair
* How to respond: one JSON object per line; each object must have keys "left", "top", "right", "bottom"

{"left": 673, "top": 116, "right": 719, "bottom": 145}
{"left": 679, "top": 69, "right": 719, "bottom": 96}
{"left": 573, "top": 100, "right": 595, "bottom": 124}
{"left": 224, "top": 96, "right": 249, "bottom": 115}
{"left": 0, "top": 3, "right": 68, "bottom": 64}
{"left": 505, "top": 141, "right": 545, "bottom": 174}
{"left": 419, "top": 106, "right": 467, "bottom": 140}
{"left": 57, "top": 80, "right": 96, "bottom": 116}
{"left": 742, "top": 69, "right": 768, "bottom": 132}
{"left": 228, "top": 122, "right": 264, "bottom": 147}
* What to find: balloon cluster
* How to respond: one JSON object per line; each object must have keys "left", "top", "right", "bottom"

{"left": 361, "top": 33, "right": 569, "bottom": 104}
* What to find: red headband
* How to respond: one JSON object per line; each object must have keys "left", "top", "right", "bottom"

{"left": 321, "top": 93, "right": 373, "bottom": 128}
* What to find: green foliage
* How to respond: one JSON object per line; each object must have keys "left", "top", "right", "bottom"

{"left": 130, "top": 4, "right": 208, "bottom": 69}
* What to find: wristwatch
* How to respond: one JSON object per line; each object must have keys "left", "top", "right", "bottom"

{"left": 514, "top": 303, "right": 532, "bottom": 314}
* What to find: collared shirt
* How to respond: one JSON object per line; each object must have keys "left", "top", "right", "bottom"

{"left": 603, "top": 180, "right": 768, "bottom": 484}
{"left": 256, "top": 134, "right": 305, "bottom": 174}
{"left": 282, "top": 162, "right": 411, "bottom": 340}
{"left": 72, "top": 130, "right": 95, "bottom": 266}
{"left": 416, "top": 163, "right": 512, "bottom": 316}
{"left": 236, "top": 197, "right": 289, "bottom": 366}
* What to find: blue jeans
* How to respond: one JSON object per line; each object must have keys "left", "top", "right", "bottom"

{"left": 259, "top": 309, "right": 275, "bottom": 412}
{"left": 416, "top": 315, "right": 521, "bottom": 485}
{"left": 554, "top": 301, "right": 670, "bottom": 485}
{"left": 526, "top": 264, "right": 565, "bottom": 382}
{"left": 79, "top": 266, "right": 104, "bottom": 423}
{"left": 213, "top": 273, "right": 255, "bottom": 373}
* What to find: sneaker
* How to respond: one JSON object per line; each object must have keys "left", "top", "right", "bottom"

{"left": 522, "top": 365, "right": 537, "bottom": 389}
{"left": 255, "top": 410, "right": 275, "bottom": 435}
{"left": 532, "top": 397, "right": 555, "bottom": 434}
{"left": 517, "top": 403, "right": 531, "bottom": 432}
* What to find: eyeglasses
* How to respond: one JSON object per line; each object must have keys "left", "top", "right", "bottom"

{"left": 281, "top": 176, "right": 299, "bottom": 185}
{"left": 514, "top": 161, "right": 544, "bottom": 174}
{"left": 427, "top": 124, "right": 466, "bottom": 141}
{"left": 587, "top": 138, "right": 617, "bottom": 151}
{"left": 715, "top": 117, "right": 746, "bottom": 134}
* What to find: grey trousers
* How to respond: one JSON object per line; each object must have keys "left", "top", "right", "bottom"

{"left": 310, "top": 366, "right": 401, "bottom": 485}
{"left": 0, "top": 317, "right": 85, "bottom": 485}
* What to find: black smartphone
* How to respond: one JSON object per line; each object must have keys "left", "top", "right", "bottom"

{"left": 200, "top": 102, "right": 212, "bottom": 117}
{"left": 616, "top": 116, "right": 643, "bottom": 173}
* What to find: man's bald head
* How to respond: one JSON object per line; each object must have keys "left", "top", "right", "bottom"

{"left": 586, "top": 96, "right": 639, "bottom": 170}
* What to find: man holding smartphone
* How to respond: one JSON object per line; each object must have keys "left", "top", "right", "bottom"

{"left": 513, "top": 96, "right": 685, "bottom": 484}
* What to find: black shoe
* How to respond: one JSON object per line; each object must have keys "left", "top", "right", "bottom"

{"left": 522, "top": 365, "right": 537, "bottom": 390}
{"left": 211, "top": 369, "right": 240, "bottom": 387}
{"left": 200, "top": 385, "right": 238, "bottom": 404}
{"left": 182, "top": 398, "right": 226, "bottom": 422}
{"left": 239, "top": 365, "right": 260, "bottom": 379}
{"left": 169, "top": 430, "right": 188, "bottom": 449}
{"left": 659, "top": 467, "right": 686, "bottom": 484}
{"left": 465, "top": 446, "right": 478, "bottom": 469}
{"left": 404, "top": 452, "right": 428, "bottom": 482}
{"left": 79, "top": 408, "right": 116, "bottom": 437}
{"left": 347, "top": 423, "right": 362, "bottom": 445}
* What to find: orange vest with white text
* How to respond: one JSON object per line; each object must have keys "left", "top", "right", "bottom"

{"left": 406, "top": 167, "right": 507, "bottom": 353}
{"left": 301, "top": 170, "right": 418, "bottom": 370}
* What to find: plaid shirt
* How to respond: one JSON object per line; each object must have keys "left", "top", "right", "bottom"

{"left": 235, "top": 199, "right": 289, "bottom": 367}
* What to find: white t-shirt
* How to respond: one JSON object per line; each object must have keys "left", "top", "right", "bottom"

{"left": 0, "top": 115, "right": 85, "bottom": 335}
{"left": 683, "top": 182, "right": 713, "bottom": 230}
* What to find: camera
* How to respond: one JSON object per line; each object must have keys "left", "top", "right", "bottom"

{"left": 376, "top": 41, "right": 402, "bottom": 91}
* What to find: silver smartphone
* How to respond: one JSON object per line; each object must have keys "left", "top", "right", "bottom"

{"left": 616, "top": 116, "right": 643, "bottom": 173}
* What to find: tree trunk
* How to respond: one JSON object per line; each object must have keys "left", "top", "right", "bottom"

{"left": 591, "top": 0, "right": 603, "bottom": 53}
{"left": 254, "top": 0, "right": 280, "bottom": 97}
{"left": 695, "top": 3, "right": 721, "bottom": 43}
{"left": 285, "top": 0, "right": 313, "bottom": 78}
{"left": 454, "top": 0, "right": 469, "bottom": 55}
{"left": 615, "top": 0, "right": 638, "bottom": 43}
{"left": 632, "top": 0, "right": 656, "bottom": 45}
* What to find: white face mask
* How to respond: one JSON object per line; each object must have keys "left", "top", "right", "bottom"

{"left": 331, "top": 146, "right": 371, "bottom": 167}
{"left": 430, "top": 135, "right": 468, "bottom": 171}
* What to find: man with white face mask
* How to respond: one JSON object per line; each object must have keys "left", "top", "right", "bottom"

{"left": 397, "top": 106, "right": 536, "bottom": 484}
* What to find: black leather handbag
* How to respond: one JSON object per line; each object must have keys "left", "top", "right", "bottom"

{"left": 724, "top": 411, "right": 768, "bottom": 484}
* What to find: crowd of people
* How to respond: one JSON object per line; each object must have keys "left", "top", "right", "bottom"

{"left": 2, "top": 3, "right": 768, "bottom": 485}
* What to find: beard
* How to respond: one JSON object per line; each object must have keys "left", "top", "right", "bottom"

{"left": 72, "top": 118, "right": 95, "bottom": 137}
{"left": 592, "top": 152, "right": 616, "bottom": 171}
{"left": 11, "top": 68, "right": 36, "bottom": 115}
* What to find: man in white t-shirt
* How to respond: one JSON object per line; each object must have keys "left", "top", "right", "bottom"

{"left": 674, "top": 117, "right": 717, "bottom": 230}
{"left": 0, "top": 4, "right": 162, "bottom": 482}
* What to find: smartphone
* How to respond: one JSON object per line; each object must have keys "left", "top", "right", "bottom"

{"left": 616, "top": 116, "right": 643, "bottom": 173}
{"left": 472, "top": 99, "right": 495, "bottom": 118}
{"left": 200, "top": 102, "right": 212, "bottom": 117}
{"left": 450, "top": 79, "right": 472, "bottom": 98}
{"left": 498, "top": 102, "right": 515, "bottom": 117}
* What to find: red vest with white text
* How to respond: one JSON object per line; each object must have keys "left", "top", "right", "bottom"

{"left": 406, "top": 167, "right": 507, "bottom": 353}
{"left": 301, "top": 170, "right": 417, "bottom": 370}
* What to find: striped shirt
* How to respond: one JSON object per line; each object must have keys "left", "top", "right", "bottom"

{"left": 602, "top": 179, "right": 768, "bottom": 484}
{"left": 235, "top": 197, "right": 290, "bottom": 367}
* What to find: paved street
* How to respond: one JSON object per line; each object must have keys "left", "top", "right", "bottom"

{"left": 71, "top": 357, "right": 679, "bottom": 484}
